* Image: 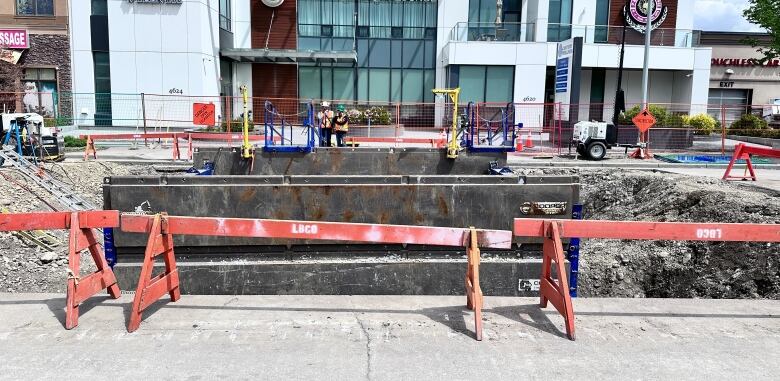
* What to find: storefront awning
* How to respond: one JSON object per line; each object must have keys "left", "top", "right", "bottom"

{"left": 220, "top": 48, "right": 357, "bottom": 64}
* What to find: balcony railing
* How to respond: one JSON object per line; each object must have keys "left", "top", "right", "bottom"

{"left": 448, "top": 22, "right": 700, "bottom": 48}
{"left": 547, "top": 23, "right": 700, "bottom": 47}
{"left": 298, "top": 24, "right": 437, "bottom": 40}
{"left": 449, "top": 22, "right": 536, "bottom": 42}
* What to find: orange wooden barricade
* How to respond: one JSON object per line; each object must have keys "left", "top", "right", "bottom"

{"left": 0, "top": 211, "right": 121, "bottom": 328}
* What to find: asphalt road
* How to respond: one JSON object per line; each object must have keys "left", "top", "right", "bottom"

{"left": 0, "top": 294, "right": 778, "bottom": 380}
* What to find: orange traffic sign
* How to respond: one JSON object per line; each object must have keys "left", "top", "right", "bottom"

{"left": 632, "top": 109, "right": 656, "bottom": 133}
{"left": 193, "top": 103, "right": 216, "bottom": 126}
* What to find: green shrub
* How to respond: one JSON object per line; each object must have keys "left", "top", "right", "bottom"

{"left": 729, "top": 113, "right": 768, "bottom": 134}
{"left": 44, "top": 116, "right": 73, "bottom": 128}
{"left": 685, "top": 113, "right": 718, "bottom": 135}
{"left": 64, "top": 136, "right": 87, "bottom": 147}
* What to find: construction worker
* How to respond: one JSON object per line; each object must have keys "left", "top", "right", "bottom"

{"left": 317, "top": 101, "right": 334, "bottom": 147}
{"left": 334, "top": 104, "right": 349, "bottom": 147}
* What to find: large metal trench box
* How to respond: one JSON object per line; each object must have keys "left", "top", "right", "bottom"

{"left": 193, "top": 147, "right": 508, "bottom": 176}
{"left": 105, "top": 175, "right": 579, "bottom": 250}
{"left": 106, "top": 148, "right": 579, "bottom": 296}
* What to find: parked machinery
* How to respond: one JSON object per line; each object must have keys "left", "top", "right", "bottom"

{"left": 1, "top": 113, "right": 65, "bottom": 162}
{"left": 571, "top": 121, "right": 618, "bottom": 160}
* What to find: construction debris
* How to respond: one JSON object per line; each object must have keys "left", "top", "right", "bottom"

{"left": 1, "top": 160, "right": 779, "bottom": 301}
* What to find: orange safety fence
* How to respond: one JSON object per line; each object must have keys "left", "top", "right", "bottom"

{"left": 514, "top": 218, "right": 780, "bottom": 340}
{"left": 0, "top": 211, "right": 121, "bottom": 329}
{"left": 79, "top": 132, "right": 281, "bottom": 161}
{"left": 1, "top": 210, "right": 780, "bottom": 341}
{"left": 723, "top": 143, "right": 780, "bottom": 181}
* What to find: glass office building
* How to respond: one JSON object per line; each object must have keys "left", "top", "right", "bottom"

{"left": 297, "top": 0, "right": 437, "bottom": 103}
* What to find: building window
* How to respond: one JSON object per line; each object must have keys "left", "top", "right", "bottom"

{"left": 21, "top": 68, "right": 57, "bottom": 117}
{"left": 448, "top": 65, "right": 514, "bottom": 104}
{"left": 16, "top": 0, "right": 54, "bottom": 16}
{"left": 468, "top": 0, "right": 522, "bottom": 41}
{"left": 91, "top": 0, "right": 107, "bottom": 16}
{"left": 594, "top": 0, "right": 609, "bottom": 43}
{"left": 548, "top": 0, "right": 573, "bottom": 42}
{"left": 219, "top": 0, "right": 231, "bottom": 32}
{"left": 93, "top": 52, "right": 113, "bottom": 126}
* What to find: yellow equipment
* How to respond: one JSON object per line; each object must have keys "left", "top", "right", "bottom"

{"left": 431, "top": 88, "right": 461, "bottom": 159}
{"left": 240, "top": 85, "right": 253, "bottom": 159}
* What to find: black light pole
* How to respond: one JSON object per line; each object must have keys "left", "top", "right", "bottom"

{"left": 613, "top": 0, "right": 629, "bottom": 126}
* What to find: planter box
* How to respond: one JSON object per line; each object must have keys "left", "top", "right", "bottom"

{"left": 617, "top": 126, "right": 694, "bottom": 150}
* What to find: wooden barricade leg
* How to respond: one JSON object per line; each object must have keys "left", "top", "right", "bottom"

{"left": 723, "top": 144, "right": 757, "bottom": 181}
{"left": 539, "top": 221, "right": 576, "bottom": 340}
{"left": 65, "top": 212, "right": 121, "bottom": 329}
{"left": 172, "top": 137, "right": 181, "bottom": 161}
{"left": 744, "top": 153, "right": 757, "bottom": 181}
{"left": 127, "top": 214, "right": 181, "bottom": 332}
{"left": 83, "top": 136, "right": 97, "bottom": 161}
{"left": 464, "top": 228, "right": 484, "bottom": 341}
{"left": 187, "top": 134, "right": 193, "bottom": 160}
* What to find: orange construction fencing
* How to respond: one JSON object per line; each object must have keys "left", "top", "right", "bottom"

{"left": 0, "top": 211, "right": 121, "bottom": 329}
{"left": 119, "top": 213, "right": 513, "bottom": 339}
{"left": 514, "top": 218, "right": 780, "bottom": 340}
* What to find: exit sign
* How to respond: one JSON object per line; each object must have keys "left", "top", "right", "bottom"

{"left": 720, "top": 81, "right": 735, "bottom": 88}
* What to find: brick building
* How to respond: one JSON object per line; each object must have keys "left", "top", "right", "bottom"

{"left": 0, "top": 0, "right": 72, "bottom": 120}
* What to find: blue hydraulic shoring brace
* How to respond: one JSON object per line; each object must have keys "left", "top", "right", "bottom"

{"left": 464, "top": 102, "right": 475, "bottom": 148}
{"left": 566, "top": 204, "right": 583, "bottom": 297}
{"left": 103, "top": 228, "right": 117, "bottom": 269}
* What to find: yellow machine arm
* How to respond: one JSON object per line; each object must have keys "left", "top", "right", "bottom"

{"left": 240, "top": 85, "right": 253, "bottom": 159}
{"left": 431, "top": 88, "right": 461, "bottom": 159}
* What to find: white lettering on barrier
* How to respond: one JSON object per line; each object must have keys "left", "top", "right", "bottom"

{"left": 292, "top": 224, "right": 319, "bottom": 235}
{"left": 696, "top": 228, "right": 722, "bottom": 239}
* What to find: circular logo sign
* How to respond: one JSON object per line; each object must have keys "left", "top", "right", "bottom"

{"left": 623, "top": 0, "right": 669, "bottom": 33}
{"left": 261, "top": 0, "right": 284, "bottom": 7}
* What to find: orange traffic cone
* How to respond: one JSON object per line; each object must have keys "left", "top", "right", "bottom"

{"left": 515, "top": 138, "right": 523, "bottom": 152}
{"left": 524, "top": 132, "right": 534, "bottom": 149}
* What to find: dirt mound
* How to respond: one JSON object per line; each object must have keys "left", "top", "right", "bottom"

{"left": 578, "top": 170, "right": 780, "bottom": 299}
{"left": 0, "top": 163, "right": 155, "bottom": 292}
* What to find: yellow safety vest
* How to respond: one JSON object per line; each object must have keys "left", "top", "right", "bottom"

{"left": 335, "top": 115, "right": 349, "bottom": 132}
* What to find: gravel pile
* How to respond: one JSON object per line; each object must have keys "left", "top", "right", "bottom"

{"left": 2, "top": 162, "right": 778, "bottom": 299}
{"left": 0, "top": 162, "right": 155, "bottom": 292}
{"left": 577, "top": 170, "right": 780, "bottom": 299}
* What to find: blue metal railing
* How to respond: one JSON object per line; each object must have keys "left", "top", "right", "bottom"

{"left": 465, "top": 102, "right": 517, "bottom": 153}
{"left": 263, "top": 100, "right": 316, "bottom": 153}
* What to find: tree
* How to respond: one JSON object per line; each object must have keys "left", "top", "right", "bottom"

{"left": 743, "top": 0, "right": 780, "bottom": 62}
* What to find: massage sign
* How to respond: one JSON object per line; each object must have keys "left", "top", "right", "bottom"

{"left": 0, "top": 29, "right": 29, "bottom": 49}
{"left": 624, "top": 0, "right": 669, "bottom": 33}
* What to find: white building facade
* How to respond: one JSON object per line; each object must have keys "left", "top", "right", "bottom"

{"left": 68, "top": 0, "right": 711, "bottom": 127}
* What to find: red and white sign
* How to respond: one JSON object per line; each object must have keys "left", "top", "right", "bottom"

{"left": 0, "top": 29, "right": 29, "bottom": 49}
{"left": 711, "top": 58, "right": 780, "bottom": 67}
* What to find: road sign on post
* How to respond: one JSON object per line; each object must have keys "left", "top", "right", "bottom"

{"left": 632, "top": 109, "right": 656, "bottom": 132}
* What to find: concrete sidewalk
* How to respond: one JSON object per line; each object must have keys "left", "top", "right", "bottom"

{"left": 0, "top": 294, "right": 778, "bottom": 380}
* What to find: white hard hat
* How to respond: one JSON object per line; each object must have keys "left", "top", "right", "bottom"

{"left": 321, "top": 101, "right": 330, "bottom": 107}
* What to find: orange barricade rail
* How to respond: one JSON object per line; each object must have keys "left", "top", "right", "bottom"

{"left": 80, "top": 132, "right": 280, "bottom": 161}
{"left": 723, "top": 143, "right": 780, "bottom": 181}
{"left": 0, "top": 211, "right": 121, "bottom": 328}
{"left": 346, "top": 137, "right": 446, "bottom": 148}
{"left": 120, "top": 214, "right": 513, "bottom": 339}
{"left": 514, "top": 218, "right": 780, "bottom": 340}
